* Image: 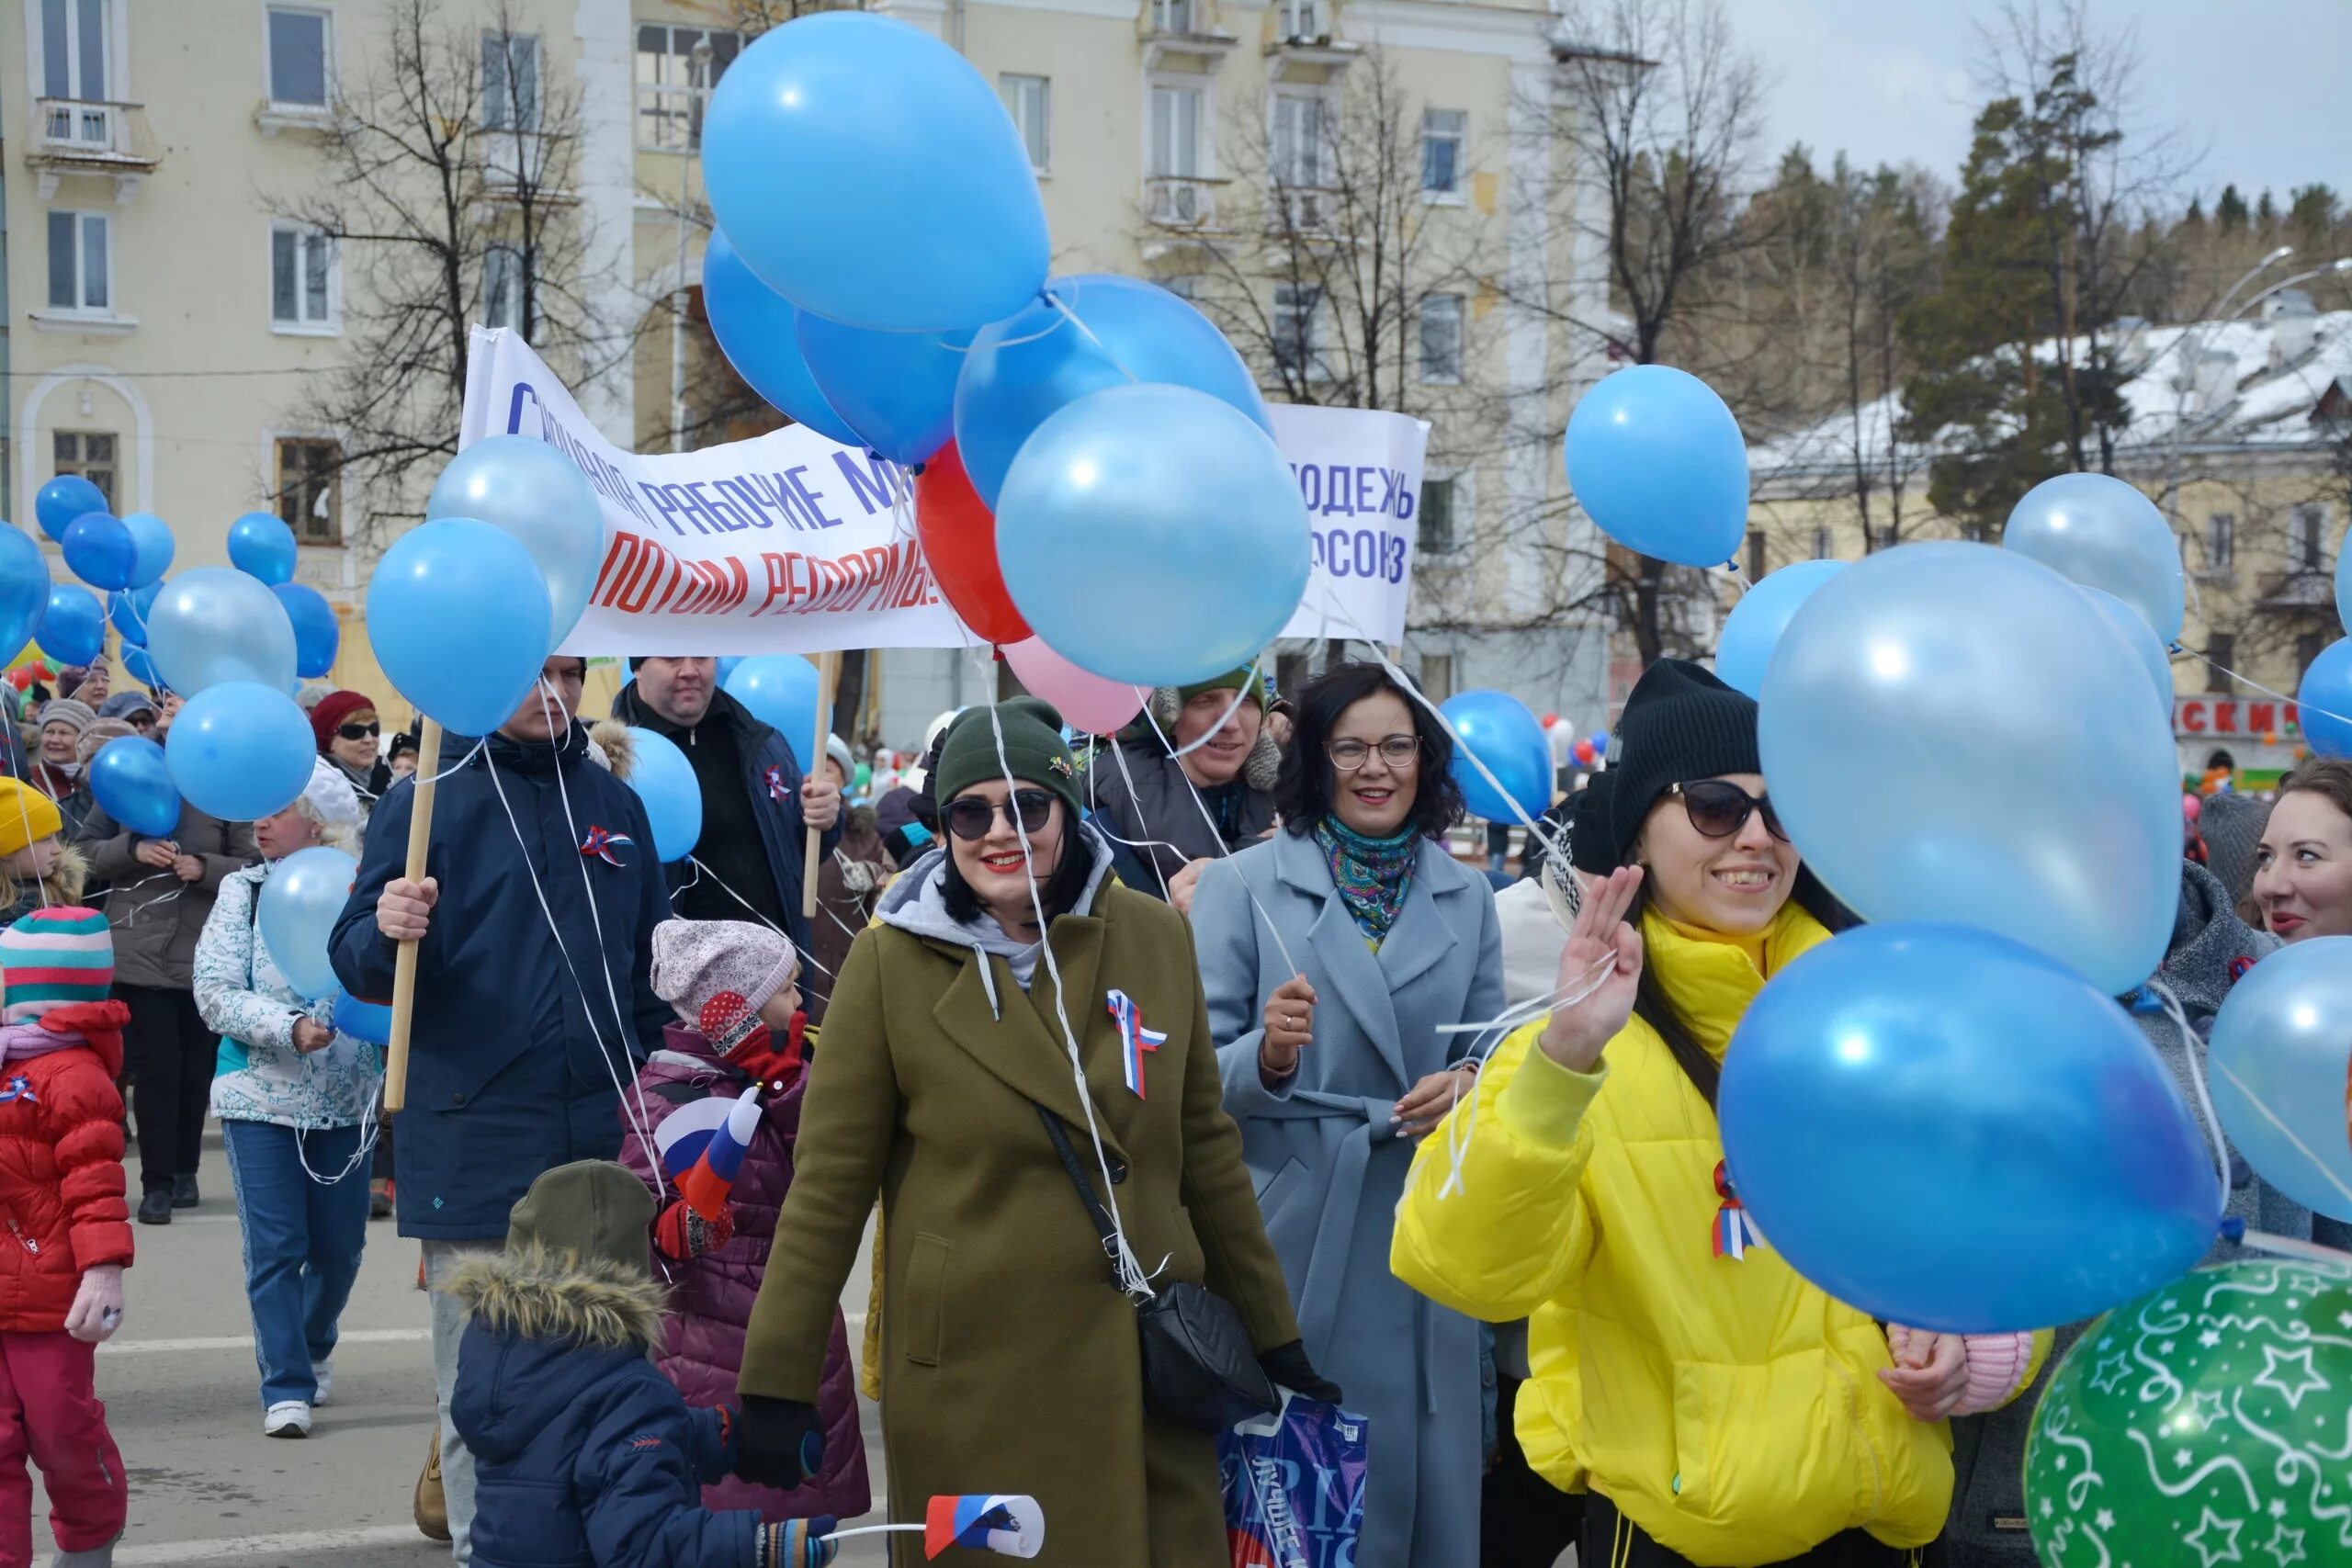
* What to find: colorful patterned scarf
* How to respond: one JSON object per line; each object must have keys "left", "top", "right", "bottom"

{"left": 1312, "top": 817, "right": 1419, "bottom": 949}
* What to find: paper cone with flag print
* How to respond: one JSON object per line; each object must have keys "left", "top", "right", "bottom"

{"left": 654, "top": 1083, "right": 762, "bottom": 1221}
{"left": 922, "top": 1494, "right": 1045, "bottom": 1559}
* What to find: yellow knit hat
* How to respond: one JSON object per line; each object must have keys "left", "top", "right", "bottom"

{"left": 0, "top": 779, "right": 63, "bottom": 859}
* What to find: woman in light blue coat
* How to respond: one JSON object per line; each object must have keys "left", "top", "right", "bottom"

{"left": 1193, "top": 660, "right": 1505, "bottom": 1567}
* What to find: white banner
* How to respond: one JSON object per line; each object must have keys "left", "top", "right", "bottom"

{"left": 460, "top": 329, "right": 1428, "bottom": 656}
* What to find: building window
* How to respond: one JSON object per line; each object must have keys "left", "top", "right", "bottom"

{"left": 1421, "top": 109, "right": 1465, "bottom": 199}
{"left": 1149, "top": 85, "right": 1202, "bottom": 179}
{"left": 1272, "top": 92, "right": 1329, "bottom": 189}
{"left": 266, "top": 6, "right": 330, "bottom": 108}
{"left": 1000, "top": 75, "right": 1050, "bottom": 175}
{"left": 1418, "top": 652, "right": 1454, "bottom": 704}
{"left": 1419, "top": 477, "right": 1456, "bottom": 555}
{"left": 1812, "top": 525, "right": 1831, "bottom": 560}
{"left": 270, "top": 223, "right": 334, "bottom": 331}
{"left": 1274, "top": 650, "right": 1308, "bottom": 703}
{"left": 1746, "top": 529, "right": 1767, "bottom": 581}
{"left": 1418, "top": 294, "right": 1463, "bottom": 384}
{"left": 1150, "top": 0, "right": 1194, "bottom": 32}
{"left": 1272, "top": 283, "right": 1324, "bottom": 378}
{"left": 2290, "top": 502, "right": 2331, "bottom": 572}
{"left": 276, "top": 437, "right": 341, "bottom": 546}
{"left": 2205, "top": 632, "right": 2235, "bottom": 693}
{"left": 484, "top": 243, "right": 533, "bottom": 336}
{"left": 2299, "top": 630, "right": 2330, "bottom": 678}
{"left": 40, "top": 0, "right": 108, "bottom": 102}
{"left": 482, "top": 31, "right": 540, "bottom": 132}
{"left": 634, "top": 24, "right": 738, "bottom": 152}
{"left": 1278, "top": 0, "right": 1322, "bottom": 40}
{"left": 2203, "top": 512, "right": 2234, "bottom": 573}
{"left": 45, "top": 211, "right": 109, "bottom": 314}
{"left": 52, "top": 432, "right": 114, "bottom": 509}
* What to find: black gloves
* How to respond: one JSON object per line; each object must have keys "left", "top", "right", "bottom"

{"left": 1258, "top": 1340, "right": 1343, "bottom": 1404}
{"left": 735, "top": 1394, "right": 824, "bottom": 1489}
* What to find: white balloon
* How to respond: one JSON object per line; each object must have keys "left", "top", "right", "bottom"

{"left": 426, "top": 435, "right": 605, "bottom": 649}
{"left": 146, "top": 568, "right": 297, "bottom": 696}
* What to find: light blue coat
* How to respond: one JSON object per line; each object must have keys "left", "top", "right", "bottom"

{"left": 1193, "top": 827, "right": 1503, "bottom": 1568}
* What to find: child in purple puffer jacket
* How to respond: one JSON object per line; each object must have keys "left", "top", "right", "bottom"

{"left": 619, "top": 919, "right": 870, "bottom": 1528}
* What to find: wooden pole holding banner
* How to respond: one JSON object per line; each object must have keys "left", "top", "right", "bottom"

{"left": 382, "top": 716, "right": 444, "bottom": 1114}
{"left": 802, "top": 651, "right": 840, "bottom": 920}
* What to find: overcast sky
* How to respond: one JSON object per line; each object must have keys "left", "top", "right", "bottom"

{"left": 1725, "top": 1, "right": 2352, "bottom": 204}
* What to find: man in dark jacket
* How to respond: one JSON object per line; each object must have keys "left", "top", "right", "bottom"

{"left": 330, "top": 655, "right": 673, "bottom": 1566}
{"left": 608, "top": 658, "right": 840, "bottom": 950}
{"left": 1084, "top": 664, "right": 1280, "bottom": 912}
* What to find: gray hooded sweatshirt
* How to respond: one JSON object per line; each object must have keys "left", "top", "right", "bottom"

{"left": 875, "top": 824, "right": 1117, "bottom": 1012}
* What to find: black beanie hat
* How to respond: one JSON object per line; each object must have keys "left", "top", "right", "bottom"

{"left": 1566, "top": 771, "right": 1619, "bottom": 876}
{"left": 933, "top": 698, "right": 1082, "bottom": 820}
{"left": 1607, "top": 659, "right": 1761, "bottom": 867}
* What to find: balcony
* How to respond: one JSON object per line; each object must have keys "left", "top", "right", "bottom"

{"left": 1265, "top": 0, "right": 1360, "bottom": 82}
{"left": 1145, "top": 175, "right": 1227, "bottom": 231}
{"left": 1271, "top": 185, "right": 1340, "bottom": 235}
{"left": 2256, "top": 569, "right": 2336, "bottom": 611}
{"left": 26, "top": 98, "right": 161, "bottom": 200}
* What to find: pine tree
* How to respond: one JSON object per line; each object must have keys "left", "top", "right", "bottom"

{"left": 2217, "top": 184, "right": 2248, "bottom": 232}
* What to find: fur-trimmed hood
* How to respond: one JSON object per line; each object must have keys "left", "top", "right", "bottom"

{"left": 589, "top": 718, "right": 636, "bottom": 781}
{"left": 447, "top": 1244, "right": 668, "bottom": 1352}
{"left": 1, "top": 842, "right": 89, "bottom": 922}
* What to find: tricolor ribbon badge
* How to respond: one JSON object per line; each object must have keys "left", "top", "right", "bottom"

{"left": 1107, "top": 988, "right": 1166, "bottom": 1099}
{"left": 1712, "top": 1160, "right": 1760, "bottom": 1261}
{"left": 580, "top": 826, "right": 633, "bottom": 867}
{"left": 764, "top": 764, "right": 788, "bottom": 804}
{"left": 922, "top": 1494, "right": 1045, "bottom": 1560}
{"left": 0, "top": 1074, "right": 35, "bottom": 1106}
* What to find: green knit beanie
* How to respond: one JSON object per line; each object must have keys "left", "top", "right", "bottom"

{"left": 933, "top": 698, "right": 1082, "bottom": 820}
{"left": 504, "top": 1160, "right": 656, "bottom": 1277}
{"left": 1174, "top": 664, "right": 1268, "bottom": 710}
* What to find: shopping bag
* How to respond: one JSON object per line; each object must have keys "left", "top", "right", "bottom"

{"left": 1218, "top": 1392, "right": 1368, "bottom": 1568}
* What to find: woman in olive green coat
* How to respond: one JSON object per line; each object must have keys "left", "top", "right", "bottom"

{"left": 735, "top": 700, "right": 1332, "bottom": 1567}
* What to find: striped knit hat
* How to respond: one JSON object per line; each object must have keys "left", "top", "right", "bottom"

{"left": 1, "top": 908, "right": 115, "bottom": 1024}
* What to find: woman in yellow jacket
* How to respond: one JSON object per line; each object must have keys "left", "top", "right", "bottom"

{"left": 1394, "top": 661, "right": 2041, "bottom": 1568}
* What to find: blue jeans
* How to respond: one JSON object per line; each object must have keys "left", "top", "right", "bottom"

{"left": 222, "top": 1119, "right": 371, "bottom": 1410}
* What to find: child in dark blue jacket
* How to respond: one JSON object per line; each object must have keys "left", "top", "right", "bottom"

{"left": 449, "top": 1160, "right": 835, "bottom": 1568}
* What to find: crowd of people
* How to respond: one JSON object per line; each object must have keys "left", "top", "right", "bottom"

{"left": 0, "top": 644, "right": 2346, "bottom": 1568}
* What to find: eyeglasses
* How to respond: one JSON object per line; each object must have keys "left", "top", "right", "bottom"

{"left": 944, "top": 789, "right": 1057, "bottom": 841}
{"left": 1671, "top": 780, "right": 1789, "bottom": 841}
{"left": 1327, "top": 736, "right": 1422, "bottom": 772}
{"left": 337, "top": 721, "right": 380, "bottom": 741}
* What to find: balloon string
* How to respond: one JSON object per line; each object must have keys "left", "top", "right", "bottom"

{"left": 1091, "top": 740, "right": 1173, "bottom": 901}
{"left": 10, "top": 782, "right": 49, "bottom": 911}
{"left": 2210, "top": 1053, "right": 2352, "bottom": 1213}
{"left": 1435, "top": 952, "right": 1622, "bottom": 1203}
{"left": 2239, "top": 1230, "right": 2352, "bottom": 1265}
{"left": 2147, "top": 977, "right": 2233, "bottom": 1206}
{"left": 2174, "top": 646, "right": 2352, "bottom": 732}
{"left": 672, "top": 853, "right": 840, "bottom": 984}
{"left": 1045, "top": 291, "right": 1147, "bottom": 386}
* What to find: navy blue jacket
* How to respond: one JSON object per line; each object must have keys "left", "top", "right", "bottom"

{"left": 330, "top": 724, "right": 673, "bottom": 1239}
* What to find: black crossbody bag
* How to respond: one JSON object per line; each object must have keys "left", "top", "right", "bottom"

{"left": 1033, "top": 1103, "right": 1278, "bottom": 1432}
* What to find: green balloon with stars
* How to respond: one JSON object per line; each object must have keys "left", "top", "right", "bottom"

{"left": 2027, "top": 1257, "right": 2352, "bottom": 1568}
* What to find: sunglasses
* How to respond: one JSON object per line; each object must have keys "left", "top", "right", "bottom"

{"left": 337, "top": 721, "right": 380, "bottom": 741}
{"left": 1671, "top": 780, "right": 1789, "bottom": 841}
{"left": 944, "top": 789, "right": 1057, "bottom": 841}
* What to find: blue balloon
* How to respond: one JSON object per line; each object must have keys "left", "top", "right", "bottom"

{"left": 258, "top": 845, "right": 359, "bottom": 1000}
{"left": 85, "top": 735, "right": 178, "bottom": 837}
{"left": 60, "top": 513, "right": 132, "bottom": 592}
{"left": 108, "top": 584, "right": 158, "bottom": 648}
{"left": 2003, "top": 472, "right": 2185, "bottom": 645}
{"left": 1721, "top": 921, "right": 2218, "bottom": 1332}
{"left": 1563, "top": 366, "right": 1749, "bottom": 568}
{"left": 272, "top": 582, "right": 340, "bottom": 679}
{"left": 715, "top": 657, "right": 743, "bottom": 690}
{"left": 147, "top": 568, "right": 297, "bottom": 695}
{"left": 2209, "top": 935, "right": 2352, "bottom": 1221}
{"left": 1759, "top": 542, "right": 2179, "bottom": 996}
{"left": 425, "top": 437, "right": 606, "bottom": 649}
{"left": 367, "top": 519, "right": 550, "bottom": 737}
{"left": 123, "top": 644, "right": 164, "bottom": 692}
{"left": 701, "top": 228, "right": 863, "bottom": 447}
{"left": 2082, "top": 586, "right": 2174, "bottom": 711}
{"left": 334, "top": 992, "right": 393, "bottom": 1047}
{"left": 1589, "top": 730, "right": 1609, "bottom": 759}
{"left": 2341, "top": 525, "right": 2352, "bottom": 637}
{"left": 1439, "top": 690, "right": 1554, "bottom": 824}
{"left": 0, "top": 526, "right": 50, "bottom": 664}
{"left": 997, "top": 385, "right": 1311, "bottom": 687}
{"left": 120, "top": 511, "right": 173, "bottom": 588}
{"left": 227, "top": 511, "right": 298, "bottom": 585}
{"left": 38, "top": 585, "right": 103, "bottom": 667}
{"left": 34, "top": 477, "right": 105, "bottom": 544}
{"left": 797, "top": 313, "right": 969, "bottom": 466}
{"left": 622, "top": 727, "right": 703, "bottom": 862}
{"left": 1714, "top": 560, "right": 1845, "bottom": 700}
{"left": 955, "top": 275, "right": 1273, "bottom": 509}
{"left": 2299, "top": 637, "right": 2352, "bottom": 757}
{"left": 164, "top": 682, "right": 316, "bottom": 820}
{"left": 724, "top": 656, "right": 820, "bottom": 756}
{"left": 701, "top": 12, "right": 1048, "bottom": 333}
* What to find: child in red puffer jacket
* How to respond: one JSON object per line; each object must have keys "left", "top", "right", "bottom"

{"left": 0, "top": 906, "right": 134, "bottom": 1568}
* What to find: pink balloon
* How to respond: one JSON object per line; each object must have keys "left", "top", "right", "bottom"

{"left": 1003, "top": 637, "right": 1145, "bottom": 734}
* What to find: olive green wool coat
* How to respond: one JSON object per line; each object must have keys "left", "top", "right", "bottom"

{"left": 740, "top": 879, "right": 1301, "bottom": 1567}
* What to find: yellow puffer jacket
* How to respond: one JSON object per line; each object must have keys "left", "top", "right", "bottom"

{"left": 1392, "top": 905, "right": 1954, "bottom": 1566}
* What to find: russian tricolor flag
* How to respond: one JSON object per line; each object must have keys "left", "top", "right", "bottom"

{"left": 922, "top": 1494, "right": 1045, "bottom": 1559}
{"left": 652, "top": 1084, "right": 762, "bottom": 1222}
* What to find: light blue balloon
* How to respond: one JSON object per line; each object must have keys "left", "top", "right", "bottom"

{"left": 258, "top": 845, "right": 359, "bottom": 1000}
{"left": 797, "top": 314, "right": 969, "bottom": 466}
{"left": 2082, "top": 585, "right": 2174, "bottom": 711}
{"left": 425, "top": 437, "right": 605, "bottom": 649}
{"left": 2341, "top": 526, "right": 2352, "bottom": 636}
{"left": 368, "top": 519, "right": 550, "bottom": 737}
{"left": 1440, "top": 690, "right": 1553, "bottom": 823}
{"left": 0, "top": 527, "right": 50, "bottom": 665}
{"left": 725, "top": 656, "right": 820, "bottom": 756}
{"left": 954, "top": 275, "right": 1273, "bottom": 510}
{"left": 60, "top": 513, "right": 133, "bottom": 592}
{"left": 108, "top": 584, "right": 158, "bottom": 648}
{"left": 334, "top": 992, "right": 392, "bottom": 1046}
{"left": 34, "top": 477, "right": 105, "bottom": 544}
{"left": 227, "top": 512, "right": 299, "bottom": 585}
{"left": 997, "top": 384, "right": 1311, "bottom": 687}
{"left": 701, "top": 228, "right": 863, "bottom": 447}
{"left": 85, "top": 735, "right": 177, "bottom": 837}
{"left": 147, "top": 568, "right": 297, "bottom": 696}
{"left": 715, "top": 656, "right": 743, "bottom": 690}
{"left": 1721, "top": 921, "right": 2218, "bottom": 1333}
{"left": 622, "top": 727, "right": 702, "bottom": 863}
{"left": 1758, "top": 541, "right": 2177, "bottom": 995}
{"left": 164, "top": 682, "right": 315, "bottom": 820}
{"left": 2209, "top": 935, "right": 2352, "bottom": 1221}
{"left": 2299, "top": 637, "right": 2352, "bottom": 757}
{"left": 272, "top": 582, "right": 340, "bottom": 679}
{"left": 2001, "top": 472, "right": 2185, "bottom": 645}
{"left": 1714, "top": 559, "right": 1845, "bottom": 700}
{"left": 701, "top": 12, "right": 1049, "bottom": 333}
{"left": 123, "top": 645, "right": 164, "bottom": 691}
{"left": 120, "top": 511, "right": 173, "bottom": 587}
{"left": 38, "top": 585, "right": 103, "bottom": 667}
{"left": 1563, "top": 366, "right": 1749, "bottom": 568}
